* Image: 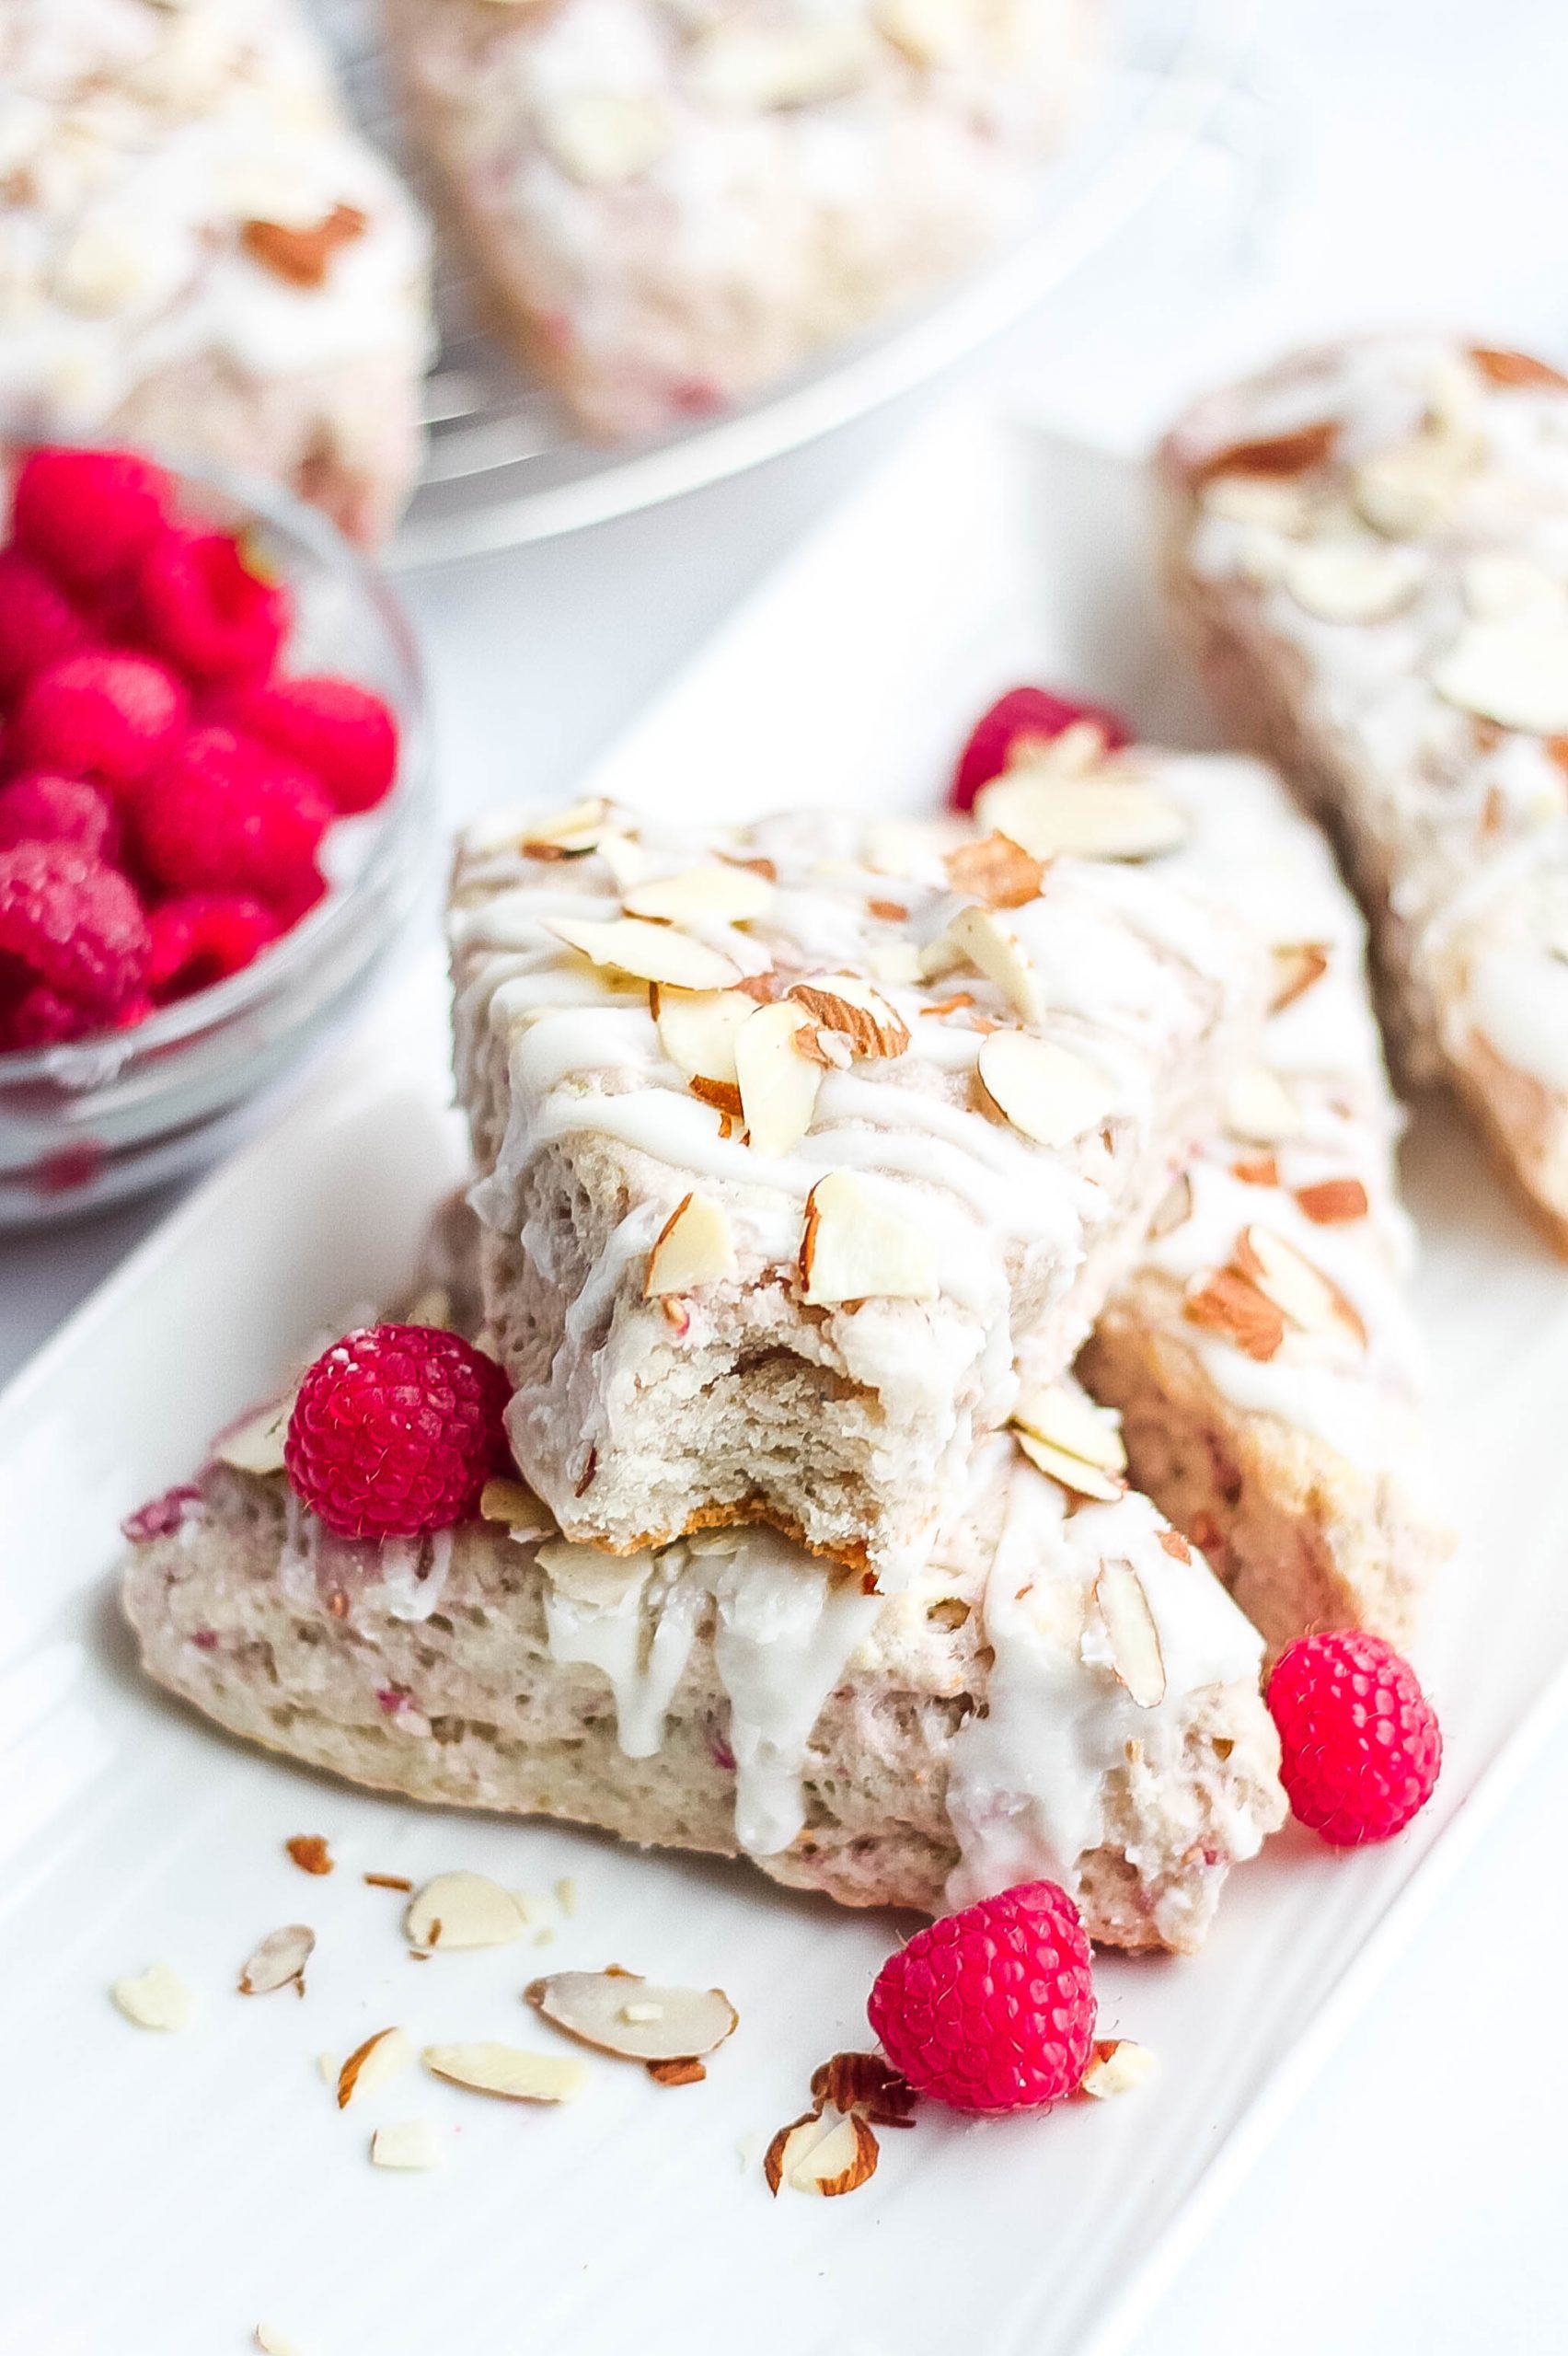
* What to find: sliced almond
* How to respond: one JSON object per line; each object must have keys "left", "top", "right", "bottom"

{"left": 238, "top": 1923, "right": 314, "bottom": 1997}
{"left": 1014, "top": 1426, "right": 1125, "bottom": 1504}
{"left": 371, "top": 2119, "right": 443, "bottom": 2170}
{"left": 648, "top": 2056, "right": 706, "bottom": 2086}
{"left": 975, "top": 775, "right": 1188, "bottom": 862}
{"left": 942, "top": 904, "right": 1045, "bottom": 1022}
{"left": 1225, "top": 1064, "right": 1303, "bottom": 1144}
{"left": 977, "top": 1030, "right": 1116, "bottom": 1149}
{"left": 786, "top": 974, "right": 910, "bottom": 1059}
{"left": 624, "top": 865, "right": 774, "bottom": 926}
{"left": 1199, "top": 474, "right": 1315, "bottom": 533}
{"left": 478, "top": 1477, "right": 550, "bottom": 1535}
{"left": 1094, "top": 1559, "right": 1167, "bottom": 1708}
{"left": 111, "top": 1961, "right": 194, "bottom": 2031}
{"left": 1236, "top": 1225, "right": 1367, "bottom": 1348}
{"left": 548, "top": 915, "right": 741, "bottom": 992}
{"left": 1147, "top": 1169, "right": 1193, "bottom": 1238}
{"left": 867, "top": 939, "right": 923, "bottom": 987}
{"left": 789, "top": 2109, "right": 880, "bottom": 2196}
{"left": 255, "top": 2328, "right": 305, "bottom": 2356}
{"left": 1282, "top": 539, "right": 1424, "bottom": 624}
{"left": 338, "top": 2027, "right": 413, "bottom": 2109}
{"left": 1012, "top": 1383, "right": 1126, "bottom": 1480}
{"left": 765, "top": 2110, "right": 835, "bottom": 2195}
{"left": 942, "top": 833, "right": 1046, "bottom": 910}
{"left": 1461, "top": 553, "right": 1565, "bottom": 621}
{"left": 1158, "top": 1528, "right": 1193, "bottom": 1564}
{"left": 1184, "top": 1267, "right": 1286, "bottom": 1362}
{"left": 1470, "top": 345, "right": 1568, "bottom": 393}
{"left": 1270, "top": 941, "right": 1331, "bottom": 1011}
{"left": 539, "top": 91, "right": 673, "bottom": 186}
{"left": 405, "top": 1873, "right": 527, "bottom": 1952}
{"left": 525, "top": 1969, "right": 737, "bottom": 2063}
{"left": 1431, "top": 617, "right": 1568, "bottom": 734}
{"left": 403, "top": 1285, "right": 455, "bottom": 1331}
{"left": 1233, "top": 1151, "right": 1280, "bottom": 1187}
{"left": 799, "top": 1170, "right": 938, "bottom": 1307}
{"left": 1295, "top": 1176, "right": 1370, "bottom": 1224}
{"left": 285, "top": 1835, "right": 333, "bottom": 1877}
{"left": 519, "top": 798, "right": 608, "bottom": 858}
{"left": 645, "top": 1193, "right": 736, "bottom": 1296}
{"left": 1194, "top": 422, "right": 1339, "bottom": 484}
{"left": 651, "top": 985, "right": 755, "bottom": 1086}
{"left": 1352, "top": 440, "right": 1466, "bottom": 539}
{"left": 213, "top": 1392, "right": 294, "bottom": 1475}
{"left": 421, "top": 2041, "right": 588, "bottom": 2105}
{"left": 809, "top": 2051, "right": 917, "bottom": 2126}
{"left": 536, "top": 1536, "right": 651, "bottom": 1607}
{"left": 1080, "top": 2038, "right": 1157, "bottom": 2098}
{"left": 735, "top": 1000, "right": 824, "bottom": 1157}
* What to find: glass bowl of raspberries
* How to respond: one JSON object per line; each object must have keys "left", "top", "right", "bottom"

{"left": 0, "top": 444, "right": 432, "bottom": 1223}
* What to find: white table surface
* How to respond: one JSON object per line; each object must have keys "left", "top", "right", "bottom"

{"left": 9, "top": 2, "right": 1568, "bottom": 2346}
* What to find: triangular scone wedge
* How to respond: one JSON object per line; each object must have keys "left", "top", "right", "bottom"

{"left": 121, "top": 1297, "right": 1284, "bottom": 1955}
{"left": 978, "top": 745, "right": 1454, "bottom": 1649}
{"left": 448, "top": 798, "right": 1265, "bottom": 1590}
{"left": 1158, "top": 332, "right": 1568, "bottom": 1251}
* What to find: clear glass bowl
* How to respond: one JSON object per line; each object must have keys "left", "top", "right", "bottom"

{"left": 0, "top": 451, "right": 433, "bottom": 1227}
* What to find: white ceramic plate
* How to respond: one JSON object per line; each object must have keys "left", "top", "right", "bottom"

{"left": 6, "top": 407, "right": 1568, "bottom": 2356}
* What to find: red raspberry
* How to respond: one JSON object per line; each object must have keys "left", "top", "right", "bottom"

{"left": 0, "top": 981, "right": 94, "bottom": 1049}
{"left": 139, "top": 530, "right": 289, "bottom": 685}
{"left": 950, "top": 686, "right": 1132, "bottom": 813}
{"left": 0, "top": 549, "right": 86, "bottom": 698}
{"left": 867, "top": 1880, "right": 1097, "bottom": 2113}
{"left": 15, "top": 651, "right": 188, "bottom": 788}
{"left": 1267, "top": 1631, "right": 1441, "bottom": 1845}
{"left": 147, "top": 892, "right": 279, "bottom": 1000}
{"left": 132, "top": 727, "right": 329, "bottom": 905}
{"left": 217, "top": 673, "right": 398, "bottom": 814}
{"left": 0, "top": 773, "right": 118, "bottom": 860}
{"left": 0, "top": 841, "right": 149, "bottom": 1019}
{"left": 284, "top": 1322, "right": 513, "bottom": 1541}
{"left": 10, "top": 446, "right": 171, "bottom": 594}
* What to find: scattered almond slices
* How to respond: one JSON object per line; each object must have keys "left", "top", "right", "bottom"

{"left": 1280, "top": 538, "right": 1425, "bottom": 624}
{"left": 645, "top": 1192, "right": 736, "bottom": 1296}
{"left": 285, "top": 1835, "right": 333, "bottom": 1877}
{"left": 213, "top": 1391, "right": 295, "bottom": 1475}
{"left": 1224, "top": 1063, "right": 1304, "bottom": 1145}
{"left": 1079, "top": 2038, "right": 1157, "bottom": 2099}
{"left": 1270, "top": 941, "right": 1331, "bottom": 1011}
{"left": 548, "top": 914, "right": 742, "bottom": 992}
{"left": 111, "top": 1960, "right": 195, "bottom": 2031}
{"left": 1183, "top": 1266, "right": 1286, "bottom": 1362}
{"left": 975, "top": 774, "right": 1188, "bottom": 862}
{"left": 799, "top": 1170, "right": 938, "bottom": 1307}
{"left": 405, "top": 1872, "right": 527, "bottom": 1952}
{"left": 1093, "top": 1558, "right": 1168, "bottom": 1709}
{"left": 977, "top": 1029, "right": 1117, "bottom": 1149}
{"left": 371, "top": 2119, "right": 444, "bottom": 2171}
{"left": 519, "top": 798, "right": 609, "bottom": 859}
{"left": 337, "top": 2026, "right": 413, "bottom": 2109}
{"left": 238, "top": 1924, "right": 314, "bottom": 1997}
{"left": 624, "top": 864, "right": 774, "bottom": 926}
{"left": 940, "top": 904, "right": 1045, "bottom": 1022}
{"left": 941, "top": 832, "right": 1046, "bottom": 910}
{"left": 1010, "top": 1383, "right": 1127, "bottom": 1503}
{"left": 525, "top": 1969, "right": 738, "bottom": 2067}
{"left": 765, "top": 2108, "right": 881, "bottom": 2198}
{"left": 1430, "top": 616, "right": 1568, "bottom": 735}
{"left": 735, "top": 1000, "right": 825, "bottom": 1157}
{"left": 1235, "top": 1224, "right": 1367, "bottom": 1349}
{"left": 651, "top": 983, "right": 755, "bottom": 1087}
{"left": 786, "top": 973, "right": 910, "bottom": 1060}
{"left": 421, "top": 2041, "right": 588, "bottom": 2105}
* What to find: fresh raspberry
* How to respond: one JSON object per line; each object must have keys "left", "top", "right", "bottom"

{"left": 0, "top": 981, "right": 95, "bottom": 1049}
{"left": 867, "top": 1880, "right": 1097, "bottom": 2113}
{"left": 146, "top": 892, "right": 279, "bottom": 1000}
{"left": 0, "top": 842, "right": 148, "bottom": 1019}
{"left": 0, "top": 773, "right": 118, "bottom": 860}
{"left": 217, "top": 673, "right": 398, "bottom": 814}
{"left": 14, "top": 651, "right": 188, "bottom": 788}
{"left": 0, "top": 549, "right": 86, "bottom": 698}
{"left": 132, "top": 727, "right": 329, "bottom": 905}
{"left": 1267, "top": 1631, "right": 1442, "bottom": 1846}
{"left": 950, "top": 686, "right": 1133, "bottom": 812}
{"left": 10, "top": 446, "right": 171, "bottom": 594}
{"left": 284, "top": 1322, "right": 513, "bottom": 1541}
{"left": 138, "top": 530, "right": 290, "bottom": 684}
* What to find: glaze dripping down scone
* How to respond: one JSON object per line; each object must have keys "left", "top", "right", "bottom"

{"left": 448, "top": 794, "right": 1265, "bottom": 1588}
{"left": 1158, "top": 332, "right": 1568, "bottom": 1249}
{"left": 0, "top": 0, "right": 431, "bottom": 543}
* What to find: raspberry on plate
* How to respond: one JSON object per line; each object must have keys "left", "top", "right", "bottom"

{"left": 0, "top": 841, "right": 149, "bottom": 1025}
{"left": 284, "top": 1322, "right": 513, "bottom": 1541}
{"left": 867, "top": 1880, "right": 1097, "bottom": 2113}
{"left": 139, "top": 531, "right": 290, "bottom": 684}
{"left": 218, "top": 673, "right": 398, "bottom": 814}
{"left": 0, "top": 774, "right": 118, "bottom": 860}
{"left": 951, "top": 686, "right": 1132, "bottom": 812}
{"left": 14, "top": 652, "right": 188, "bottom": 789}
{"left": 133, "top": 727, "right": 329, "bottom": 906}
{"left": 1266, "top": 1630, "right": 1442, "bottom": 1846}
{"left": 0, "top": 549, "right": 86, "bottom": 698}
{"left": 10, "top": 447, "right": 171, "bottom": 595}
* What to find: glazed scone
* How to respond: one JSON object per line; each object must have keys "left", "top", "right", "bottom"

{"left": 1159, "top": 332, "right": 1568, "bottom": 1249}
{"left": 0, "top": 0, "right": 431, "bottom": 544}
{"left": 121, "top": 1389, "right": 1284, "bottom": 1955}
{"left": 385, "top": 0, "right": 1096, "bottom": 440}
{"left": 448, "top": 795, "right": 1265, "bottom": 1587}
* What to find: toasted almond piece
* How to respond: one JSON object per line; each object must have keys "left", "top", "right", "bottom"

{"left": 213, "top": 1391, "right": 294, "bottom": 1475}
{"left": 1352, "top": 440, "right": 1466, "bottom": 538}
{"left": 942, "top": 904, "right": 1045, "bottom": 1022}
{"left": 787, "top": 973, "right": 910, "bottom": 1059}
{"left": 799, "top": 1170, "right": 938, "bottom": 1306}
{"left": 111, "top": 1961, "right": 194, "bottom": 2031}
{"left": 405, "top": 1872, "right": 527, "bottom": 1952}
{"left": 1094, "top": 1559, "right": 1167, "bottom": 1708}
{"left": 1080, "top": 2038, "right": 1157, "bottom": 2098}
{"left": 525, "top": 1969, "right": 738, "bottom": 2063}
{"left": 519, "top": 798, "right": 608, "bottom": 857}
{"left": 1147, "top": 1169, "right": 1193, "bottom": 1238}
{"left": 421, "top": 2041, "right": 588, "bottom": 2104}
{"left": 1011, "top": 1382, "right": 1127, "bottom": 1477}
{"left": 648, "top": 2055, "right": 706, "bottom": 2085}
{"left": 810, "top": 2051, "right": 917, "bottom": 2125}
{"left": 1431, "top": 617, "right": 1568, "bottom": 734}
{"left": 1470, "top": 344, "right": 1568, "bottom": 392}
{"left": 478, "top": 1477, "right": 550, "bottom": 1536}
{"left": 238, "top": 1923, "right": 314, "bottom": 1996}
{"left": 1225, "top": 1064, "right": 1304, "bottom": 1144}
{"left": 790, "top": 2109, "right": 880, "bottom": 2196}
{"left": 337, "top": 2026, "right": 413, "bottom": 2109}
{"left": 1013, "top": 1426, "right": 1125, "bottom": 1503}
{"left": 942, "top": 833, "right": 1046, "bottom": 910}
{"left": 1281, "top": 539, "right": 1424, "bottom": 624}
{"left": 644, "top": 1192, "right": 736, "bottom": 1296}
{"left": 765, "top": 2109, "right": 834, "bottom": 2194}
{"left": 1270, "top": 941, "right": 1331, "bottom": 1011}
{"left": 1184, "top": 1267, "right": 1286, "bottom": 1362}
{"left": 371, "top": 2119, "right": 444, "bottom": 2170}
{"left": 735, "top": 1000, "right": 824, "bottom": 1157}
{"left": 625, "top": 865, "right": 774, "bottom": 926}
{"left": 651, "top": 984, "right": 755, "bottom": 1086}
{"left": 548, "top": 915, "right": 741, "bottom": 992}
{"left": 976, "top": 773, "right": 1188, "bottom": 863}
{"left": 977, "top": 1029, "right": 1117, "bottom": 1149}
{"left": 285, "top": 1835, "right": 332, "bottom": 1877}
{"left": 1236, "top": 1225, "right": 1367, "bottom": 1347}
{"left": 1194, "top": 422, "right": 1339, "bottom": 483}
{"left": 1295, "top": 1176, "right": 1370, "bottom": 1224}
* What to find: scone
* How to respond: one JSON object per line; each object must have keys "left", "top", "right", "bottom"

{"left": 448, "top": 795, "right": 1265, "bottom": 1588}
{"left": 0, "top": 0, "right": 430, "bottom": 544}
{"left": 1158, "top": 332, "right": 1568, "bottom": 1249}
{"left": 385, "top": 0, "right": 1095, "bottom": 440}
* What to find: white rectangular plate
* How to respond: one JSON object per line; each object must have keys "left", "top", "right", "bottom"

{"left": 6, "top": 405, "right": 1568, "bottom": 2356}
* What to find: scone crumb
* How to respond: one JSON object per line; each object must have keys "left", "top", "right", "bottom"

{"left": 110, "top": 1961, "right": 194, "bottom": 2031}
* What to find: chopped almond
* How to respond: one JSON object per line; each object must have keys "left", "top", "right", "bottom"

{"left": 1193, "top": 421, "right": 1339, "bottom": 483}
{"left": 285, "top": 1835, "right": 333, "bottom": 1877}
{"left": 241, "top": 202, "right": 366, "bottom": 287}
{"left": 1470, "top": 345, "right": 1568, "bottom": 392}
{"left": 786, "top": 974, "right": 910, "bottom": 1059}
{"left": 942, "top": 832, "right": 1045, "bottom": 909}
{"left": 1184, "top": 1268, "right": 1286, "bottom": 1362}
{"left": 1295, "top": 1176, "right": 1370, "bottom": 1224}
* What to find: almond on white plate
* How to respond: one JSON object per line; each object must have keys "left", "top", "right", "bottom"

{"left": 421, "top": 2041, "right": 588, "bottom": 2104}
{"left": 111, "top": 1961, "right": 195, "bottom": 2031}
{"left": 525, "top": 1968, "right": 737, "bottom": 2064}
{"left": 405, "top": 1872, "right": 527, "bottom": 1951}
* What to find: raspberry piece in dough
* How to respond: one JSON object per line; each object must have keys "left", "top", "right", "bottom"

{"left": 285, "top": 1322, "right": 513, "bottom": 1541}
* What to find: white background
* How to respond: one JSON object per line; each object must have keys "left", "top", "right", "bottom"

{"left": 7, "top": 5, "right": 1568, "bottom": 2347}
